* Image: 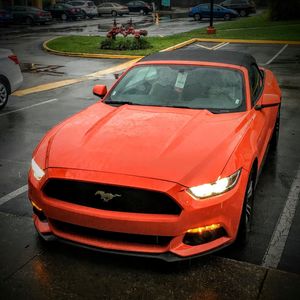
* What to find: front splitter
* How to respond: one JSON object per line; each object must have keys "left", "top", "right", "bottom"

{"left": 36, "top": 228, "right": 232, "bottom": 262}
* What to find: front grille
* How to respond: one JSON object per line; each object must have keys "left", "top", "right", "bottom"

{"left": 50, "top": 219, "right": 173, "bottom": 247}
{"left": 43, "top": 179, "right": 181, "bottom": 215}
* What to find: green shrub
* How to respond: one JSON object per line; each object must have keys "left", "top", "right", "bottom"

{"left": 100, "top": 37, "right": 151, "bottom": 50}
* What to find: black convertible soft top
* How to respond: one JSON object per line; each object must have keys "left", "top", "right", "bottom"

{"left": 140, "top": 49, "right": 257, "bottom": 72}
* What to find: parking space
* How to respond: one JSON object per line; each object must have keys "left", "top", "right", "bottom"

{"left": 183, "top": 41, "right": 300, "bottom": 273}
{"left": 0, "top": 38, "right": 300, "bottom": 298}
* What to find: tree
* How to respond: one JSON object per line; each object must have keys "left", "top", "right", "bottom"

{"left": 269, "top": 0, "right": 300, "bottom": 20}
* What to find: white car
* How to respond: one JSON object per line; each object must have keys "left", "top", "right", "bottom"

{"left": 0, "top": 49, "right": 23, "bottom": 110}
{"left": 67, "top": 1, "right": 98, "bottom": 18}
{"left": 97, "top": 2, "right": 129, "bottom": 17}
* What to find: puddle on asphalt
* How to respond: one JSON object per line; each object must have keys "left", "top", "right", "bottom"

{"left": 20, "top": 63, "right": 64, "bottom": 76}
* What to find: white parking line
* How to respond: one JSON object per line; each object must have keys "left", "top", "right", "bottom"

{"left": 195, "top": 42, "right": 229, "bottom": 51}
{"left": 213, "top": 42, "right": 229, "bottom": 50}
{"left": 264, "top": 44, "right": 288, "bottom": 65}
{"left": 0, "top": 98, "right": 58, "bottom": 117}
{"left": 262, "top": 166, "right": 300, "bottom": 269}
{"left": 0, "top": 185, "right": 28, "bottom": 206}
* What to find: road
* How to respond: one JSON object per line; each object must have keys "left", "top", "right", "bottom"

{"left": 0, "top": 16, "right": 300, "bottom": 299}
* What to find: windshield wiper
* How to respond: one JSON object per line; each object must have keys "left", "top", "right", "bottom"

{"left": 167, "top": 105, "right": 193, "bottom": 109}
{"left": 104, "top": 100, "right": 137, "bottom": 105}
{"left": 168, "top": 106, "right": 223, "bottom": 114}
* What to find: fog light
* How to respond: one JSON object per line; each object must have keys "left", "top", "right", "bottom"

{"left": 31, "top": 201, "right": 46, "bottom": 221}
{"left": 183, "top": 224, "right": 226, "bottom": 246}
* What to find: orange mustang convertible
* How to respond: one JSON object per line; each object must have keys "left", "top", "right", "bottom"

{"left": 28, "top": 50, "right": 281, "bottom": 261}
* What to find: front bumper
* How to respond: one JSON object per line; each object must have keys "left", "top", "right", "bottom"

{"left": 29, "top": 167, "right": 249, "bottom": 259}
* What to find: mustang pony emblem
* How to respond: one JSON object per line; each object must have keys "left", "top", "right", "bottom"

{"left": 94, "top": 191, "right": 121, "bottom": 202}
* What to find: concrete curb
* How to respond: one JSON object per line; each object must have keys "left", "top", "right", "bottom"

{"left": 194, "top": 38, "right": 300, "bottom": 45}
{"left": 160, "top": 38, "right": 198, "bottom": 52}
{"left": 43, "top": 36, "right": 300, "bottom": 60}
{"left": 42, "top": 37, "right": 144, "bottom": 60}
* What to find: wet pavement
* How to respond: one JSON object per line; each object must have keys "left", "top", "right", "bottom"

{"left": 1, "top": 16, "right": 300, "bottom": 299}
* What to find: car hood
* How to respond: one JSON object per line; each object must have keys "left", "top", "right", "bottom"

{"left": 46, "top": 103, "right": 251, "bottom": 187}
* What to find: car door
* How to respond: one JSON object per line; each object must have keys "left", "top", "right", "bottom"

{"left": 249, "top": 64, "right": 273, "bottom": 164}
{"left": 50, "top": 5, "right": 59, "bottom": 18}
{"left": 201, "top": 4, "right": 210, "bottom": 18}
{"left": 105, "top": 3, "right": 113, "bottom": 14}
{"left": 132, "top": 2, "right": 139, "bottom": 12}
{"left": 127, "top": 2, "right": 134, "bottom": 12}
{"left": 214, "top": 5, "right": 224, "bottom": 18}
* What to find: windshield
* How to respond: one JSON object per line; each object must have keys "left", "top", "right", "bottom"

{"left": 106, "top": 65, "right": 245, "bottom": 113}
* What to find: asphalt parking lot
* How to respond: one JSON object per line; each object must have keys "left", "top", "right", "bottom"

{"left": 0, "top": 26, "right": 300, "bottom": 299}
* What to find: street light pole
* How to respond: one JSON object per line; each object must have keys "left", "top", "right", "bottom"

{"left": 207, "top": 0, "right": 216, "bottom": 34}
{"left": 209, "top": 0, "right": 214, "bottom": 28}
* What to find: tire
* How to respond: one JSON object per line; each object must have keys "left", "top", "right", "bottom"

{"left": 237, "top": 169, "right": 255, "bottom": 245}
{"left": 25, "top": 16, "right": 33, "bottom": 25}
{"left": 270, "top": 107, "right": 280, "bottom": 150}
{"left": 111, "top": 10, "right": 117, "bottom": 17}
{"left": 0, "top": 79, "right": 9, "bottom": 110}
{"left": 193, "top": 13, "right": 202, "bottom": 21}
{"left": 224, "top": 13, "right": 231, "bottom": 21}
{"left": 61, "top": 13, "right": 67, "bottom": 21}
{"left": 239, "top": 9, "right": 246, "bottom": 17}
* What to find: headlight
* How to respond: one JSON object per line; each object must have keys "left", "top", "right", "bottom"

{"left": 187, "top": 169, "right": 241, "bottom": 199}
{"left": 31, "top": 158, "right": 45, "bottom": 181}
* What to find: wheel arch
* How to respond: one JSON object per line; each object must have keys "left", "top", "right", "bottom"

{"left": 0, "top": 75, "right": 11, "bottom": 95}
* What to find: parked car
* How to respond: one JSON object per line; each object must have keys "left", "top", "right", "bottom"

{"left": 189, "top": 3, "right": 238, "bottom": 21}
{"left": 10, "top": 6, "right": 52, "bottom": 25}
{"left": 126, "top": 1, "right": 152, "bottom": 15}
{"left": 67, "top": 1, "right": 98, "bottom": 19}
{"left": 0, "top": 9, "right": 13, "bottom": 25}
{"left": 29, "top": 49, "right": 282, "bottom": 261}
{"left": 97, "top": 2, "right": 129, "bottom": 17}
{"left": 45, "top": 3, "right": 84, "bottom": 21}
{"left": 220, "top": 0, "right": 256, "bottom": 16}
{"left": 0, "top": 49, "right": 23, "bottom": 110}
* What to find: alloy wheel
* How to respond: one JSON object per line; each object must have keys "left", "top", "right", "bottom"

{"left": 236, "top": 170, "right": 255, "bottom": 245}
{"left": 0, "top": 82, "right": 8, "bottom": 108}
{"left": 245, "top": 178, "right": 254, "bottom": 232}
{"left": 194, "top": 13, "right": 202, "bottom": 21}
{"left": 224, "top": 14, "right": 231, "bottom": 21}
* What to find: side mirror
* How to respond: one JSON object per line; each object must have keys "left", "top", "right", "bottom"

{"left": 255, "top": 94, "right": 280, "bottom": 110}
{"left": 93, "top": 85, "right": 107, "bottom": 98}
